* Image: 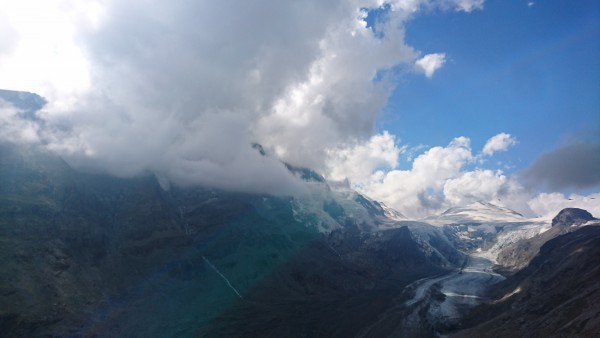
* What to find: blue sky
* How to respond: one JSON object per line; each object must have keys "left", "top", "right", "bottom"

{"left": 383, "top": 0, "right": 599, "bottom": 174}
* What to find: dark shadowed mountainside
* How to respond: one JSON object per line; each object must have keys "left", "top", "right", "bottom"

{"left": 1, "top": 89, "right": 598, "bottom": 337}
{"left": 496, "top": 208, "right": 597, "bottom": 272}
{"left": 0, "top": 144, "right": 462, "bottom": 337}
{"left": 455, "top": 223, "right": 600, "bottom": 338}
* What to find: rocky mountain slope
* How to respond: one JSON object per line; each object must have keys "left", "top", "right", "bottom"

{"left": 0, "top": 144, "right": 463, "bottom": 337}
{"left": 425, "top": 201, "right": 527, "bottom": 225}
{"left": 455, "top": 223, "right": 600, "bottom": 337}
{"left": 2, "top": 90, "right": 599, "bottom": 337}
{"left": 2, "top": 143, "right": 598, "bottom": 337}
{"left": 424, "top": 201, "right": 550, "bottom": 261}
{"left": 496, "top": 208, "right": 598, "bottom": 272}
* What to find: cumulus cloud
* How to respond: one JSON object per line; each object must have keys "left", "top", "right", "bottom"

{"left": 415, "top": 53, "right": 446, "bottom": 78}
{"left": 7, "top": 0, "right": 595, "bottom": 222}
{"left": 336, "top": 134, "right": 532, "bottom": 218}
{"left": 528, "top": 192, "right": 600, "bottom": 219}
{"left": 254, "top": 2, "right": 417, "bottom": 170}
{"left": 443, "top": 169, "right": 531, "bottom": 214}
{"left": 323, "top": 131, "right": 598, "bottom": 219}
{"left": 325, "top": 131, "right": 403, "bottom": 185}
{"left": 522, "top": 140, "right": 600, "bottom": 191}
{"left": 0, "top": 0, "right": 485, "bottom": 195}
{"left": 6, "top": 0, "right": 588, "bottom": 219}
{"left": 443, "top": 169, "right": 508, "bottom": 206}
{"left": 360, "top": 136, "right": 474, "bottom": 217}
{"left": 340, "top": 132, "right": 596, "bottom": 219}
{"left": 481, "top": 132, "right": 518, "bottom": 156}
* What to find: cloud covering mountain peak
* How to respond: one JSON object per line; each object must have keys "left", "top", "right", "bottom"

{"left": 0, "top": 0, "right": 481, "bottom": 194}
{"left": 1, "top": 0, "right": 597, "bottom": 219}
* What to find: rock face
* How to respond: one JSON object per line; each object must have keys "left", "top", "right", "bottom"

{"left": 0, "top": 144, "right": 462, "bottom": 338}
{"left": 551, "top": 208, "right": 597, "bottom": 227}
{"left": 0, "top": 89, "right": 47, "bottom": 116}
{"left": 423, "top": 201, "right": 549, "bottom": 264}
{"left": 455, "top": 224, "right": 600, "bottom": 338}
{"left": 200, "top": 226, "right": 455, "bottom": 337}
{"left": 496, "top": 208, "right": 598, "bottom": 272}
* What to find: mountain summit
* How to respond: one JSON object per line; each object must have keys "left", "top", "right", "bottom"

{"left": 426, "top": 201, "right": 525, "bottom": 225}
{"left": 551, "top": 207, "right": 597, "bottom": 227}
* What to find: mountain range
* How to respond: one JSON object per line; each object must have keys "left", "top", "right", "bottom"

{"left": 1, "top": 90, "right": 599, "bottom": 337}
{"left": 456, "top": 209, "right": 600, "bottom": 337}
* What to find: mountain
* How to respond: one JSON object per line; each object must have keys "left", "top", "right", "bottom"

{"left": 496, "top": 208, "right": 598, "bottom": 272}
{"left": 0, "top": 143, "right": 463, "bottom": 337}
{"left": 1, "top": 90, "right": 598, "bottom": 337}
{"left": 424, "top": 201, "right": 550, "bottom": 261}
{"left": 2, "top": 142, "right": 598, "bottom": 337}
{"left": 425, "top": 201, "right": 526, "bottom": 225}
{"left": 0, "top": 89, "right": 47, "bottom": 120}
{"left": 551, "top": 207, "right": 597, "bottom": 227}
{"left": 455, "top": 223, "right": 600, "bottom": 337}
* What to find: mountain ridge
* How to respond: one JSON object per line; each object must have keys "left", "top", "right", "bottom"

{"left": 496, "top": 207, "right": 599, "bottom": 272}
{"left": 0, "top": 143, "right": 462, "bottom": 337}
{"left": 1, "top": 142, "right": 597, "bottom": 337}
{"left": 425, "top": 200, "right": 526, "bottom": 225}
{"left": 0, "top": 89, "right": 596, "bottom": 336}
{"left": 455, "top": 223, "right": 600, "bottom": 337}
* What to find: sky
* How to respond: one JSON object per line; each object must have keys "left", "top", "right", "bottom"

{"left": 0, "top": 0, "right": 598, "bottom": 219}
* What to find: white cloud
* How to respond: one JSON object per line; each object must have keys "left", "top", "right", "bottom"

{"left": 4, "top": 0, "right": 595, "bottom": 223}
{"left": 346, "top": 134, "right": 536, "bottom": 218}
{"left": 1, "top": 0, "right": 416, "bottom": 194}
{"left": 444, "top": 169, "right": 507, "bottom": 206}
{"left": 443, "top": 169, "right": 531, "bottom": 214}
{"left": 0, "top": 0, "right": 92, "bottom": 106}
{"left": 387, "top": 0, "right": 485, "bottom": 13}
{"left": 325, "top": 131, "right": 403, "bottom": 185}
{"left": 482, "top": 132, "right": 518, "bottom": 156}
{"left": 415, "top": 53, "right": 446, "bottom": 78}
{"left": 361, "top": 136, "right": 474, "bottom": 218}
{"left": 528, "top": 192, "right": 600, "bottom": 220}
{"left": 0, "top": 0, "right": 485, "bottom": 195}
{"left": 0, "top": 99, "right": 41, "bottom": 144}
{"left": 452, "top": 0, "right": 485, "bottom": 12}
{"left": 352, "top": 133, "right": 597, "bottom": 219}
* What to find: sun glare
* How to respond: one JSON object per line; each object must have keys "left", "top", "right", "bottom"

{"left": 0, "top": 0, "right": 93, "bottom": 105}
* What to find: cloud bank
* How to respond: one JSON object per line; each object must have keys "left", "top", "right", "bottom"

{"left": 4, "top": 0, "right": 595, "bottom": 219}
{"left": 345, "top": 133, "right": 530, "bottom": 218}
{"left": 326, "top": 131, "right": 598, "bottom": 219}
{"left": 0, "top": 0, "right": 480, "bottom": 195}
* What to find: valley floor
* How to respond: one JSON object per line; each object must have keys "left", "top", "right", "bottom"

{"left": 355, "top": 252, "right": 505, "bottom": 337}
{"left": 403, "top": 254, "right": 504, "bottom": 334}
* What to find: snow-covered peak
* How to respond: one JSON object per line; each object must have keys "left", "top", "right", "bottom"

{"left": 425, "top": 201, "right": 526, "bottom": 225}
{"left": 380, "top": 201, "right": 407, "bottom": 221}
